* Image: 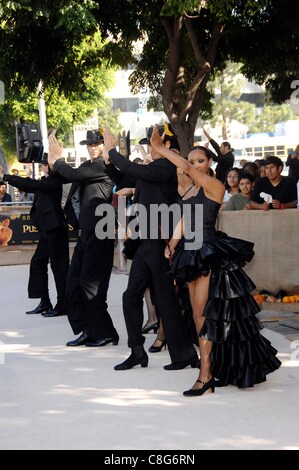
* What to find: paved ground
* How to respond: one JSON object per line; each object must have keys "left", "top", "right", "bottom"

{"left": 0, "top": 265, "right": 298, "bottom": 450}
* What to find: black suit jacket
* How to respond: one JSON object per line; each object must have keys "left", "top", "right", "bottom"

{"left": 210, "top": 139, "right": 235, "bottom": 183}
{"left": 54, "top": 158, "right": 113, "bottom": 231}
{"left": 105, "top": 161, "right": 136, "bottom": 191}
{"left": 4, "top": 173, "right": 66, "bottom": 232}
{"left": 108, "top": 149, "right": 179, "bottom": 239}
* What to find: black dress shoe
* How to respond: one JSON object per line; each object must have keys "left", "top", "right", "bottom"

{"left": 85, "top": 335, "right": 119, "bottom": 347}
{"left": 66, "top": 330, "right": 91, "bottom": 347}
{"left": 26, "top": 301, "right": 53, "bottom": 315}
{"left": 42, "top": 308, "right": 66, "bottom": 318}
{"left": 114, "top": 345, "right": 148, "bottom": 371}
{"left": 164, "top": 355, "right": 200, "bottom": 370}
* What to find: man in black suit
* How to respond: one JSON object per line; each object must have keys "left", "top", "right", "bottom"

{"left": 103, "top": 127, "right": 198, "bottom": 371}
{"left": 3, "top": 161, "right": 69, "bottom": 316}
{"left": 48, "top": 130, "right": 119, "bottom": 348}
{"left": 203, "top": 129, "right": 234, "bottom": 183}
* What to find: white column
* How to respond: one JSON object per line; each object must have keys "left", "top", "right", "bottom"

{"left": 38, "top": 81, "right": 48, "bottom": 152}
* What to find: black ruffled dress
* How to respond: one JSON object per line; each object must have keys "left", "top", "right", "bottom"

{"left": 169, "top": 188, "right": 281, "bottom": 388}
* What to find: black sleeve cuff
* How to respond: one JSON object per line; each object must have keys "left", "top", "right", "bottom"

{"left": 2, "top": 174, "right": 10, "bottom": 182}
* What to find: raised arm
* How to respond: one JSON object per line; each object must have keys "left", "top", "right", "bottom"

{"left": 104, "top": 127, "right": 173, "bottom": 183}
{"left": 150, "top": 126, "right": 224, "bottom": 204}
{"left": 3, "top": 173, "right": 60, "bottom": 193}
{"left": 133, "top": 144, "right": 153, "bottom": 164}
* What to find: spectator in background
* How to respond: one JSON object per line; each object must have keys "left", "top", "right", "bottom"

{"left": 221, "top": 167, "right": 240, "bottom": 210}
{"left": 250, "top": 156, "right": 297, "bottom": 210}
{"left": 0, "top": 181, "right": 12, "bottom": 203}
{"left": 286, "top": 145, "right": 299, "bottom": 182}
{"left": 133, "top": 144, "right": 153, "bottom": 164}
{"left": 203, "top": 128, "right": 234, "bottom": 183}
{"left": 243, "top": 162, "right": 259, "bottom": 186}
{"left": 286, "top": 148, "right": 299, "bottom": 208}
{"left": 225, "top": 172, "right": 253, "bottom": 211}
{"left": 10, "top": 168, "right": 34, "bottom": 203}
{"left": 132, "top": 157, "right": 143, "bottom": 165}
{"left": 256, "top": 159, "right": 267, "bottom": 179}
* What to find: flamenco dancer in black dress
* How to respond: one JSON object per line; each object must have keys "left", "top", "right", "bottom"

{"left": 151, "top": 126, "right": 281, "bottom": 397}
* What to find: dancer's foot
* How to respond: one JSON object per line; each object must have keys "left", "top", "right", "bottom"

{"left": 183, "top": 376, "right": 215, "bottom": 397}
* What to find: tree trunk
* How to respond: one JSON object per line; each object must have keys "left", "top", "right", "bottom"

{"left": 160, "top": 15, "right": 224, "bottom": 159}
{"left": 222, "top": 107, "right": 228, "bottom": 140}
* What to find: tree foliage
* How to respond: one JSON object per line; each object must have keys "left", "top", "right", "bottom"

{"left": 0, "top": 27, "right": 121, "bottom": 163}
{"left": 1, "top": 1, "right": 299, "bottom": 155}
{"left": 249, "top": 105, "right": 297, "bottom": 134}
{"left": 208, "top": 62, "right": 256, "bottom": 139}
{"left": 0, "top": 0, "right": 101, "bottom": 94}
{"left": 96, "top": 0, "right": 299, "bottom": 153}
{"left": 207, "top": 61, "right": 298, "bottom": 138}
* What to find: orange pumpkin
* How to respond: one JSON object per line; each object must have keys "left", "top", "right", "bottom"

{"left": 253, "top": 294, "right": 266, "bottom": 304}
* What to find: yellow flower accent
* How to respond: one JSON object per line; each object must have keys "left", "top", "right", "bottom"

{"left": 164, "top": 123, "right": 174, "bottom": 136}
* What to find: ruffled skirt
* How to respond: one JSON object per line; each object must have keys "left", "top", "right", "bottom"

{"left": 169, "top": 232, "right": 281, "bottom": 388}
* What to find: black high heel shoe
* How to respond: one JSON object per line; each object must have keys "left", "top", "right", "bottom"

{"left": 183, "top": 378, "right": 215, "bottom": 397}
{"left": 148, "top": 338, "right": 167, "bottom": 353}
{"left": 142, "top": 321, "right": 159, "bottom": 334}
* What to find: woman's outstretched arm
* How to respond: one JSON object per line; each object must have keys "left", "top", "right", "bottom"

{"left": 150, "top": 126, "right": 224, "bottom": 203}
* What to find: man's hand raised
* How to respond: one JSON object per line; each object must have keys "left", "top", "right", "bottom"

{"left": 48, "top": 133, "right": 64, "bottom": 166}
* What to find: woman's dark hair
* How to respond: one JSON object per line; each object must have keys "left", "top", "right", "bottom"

{"left": 189, "top": 146, "right": 213, "bottom": 160}
{"left": 243, "top": 162, "right": 259, "bottom": 181}
{"left": 224, "top": 167, "right": 240, "bottom": 191}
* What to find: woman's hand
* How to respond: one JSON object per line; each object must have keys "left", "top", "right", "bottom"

{"left": 164, "top": 245, "right": 174, "bottom": 260}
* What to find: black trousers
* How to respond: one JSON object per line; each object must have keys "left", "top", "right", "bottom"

{"left": 123, "top": 239, "right": 197, "bottom": 363}
{"left": 65, "top": 230, "right": 117, "bottom": 339}
{"left": 28, "top": 227, "right": 69, "bottom": 308}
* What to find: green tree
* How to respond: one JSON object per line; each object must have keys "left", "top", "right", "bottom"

{"left": 208, "top": 62, "right": 256, "bottom": 139}
{"left": 0, "top": 30, "right": 121, "bottom": 163}
{"left": 97, "top": 0, "right": 299, "bottom": 154}
{"left": 0, "top": 87, "right": 120, "bottom": 164}
{"left": 249, "top": 104, "right": 297, "bottom": 134}
{"left": 0, "top": 1, "right": 101, "bottom": 94}
{"left": 1, "top": 1, "right": 299, "bottom": 156}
